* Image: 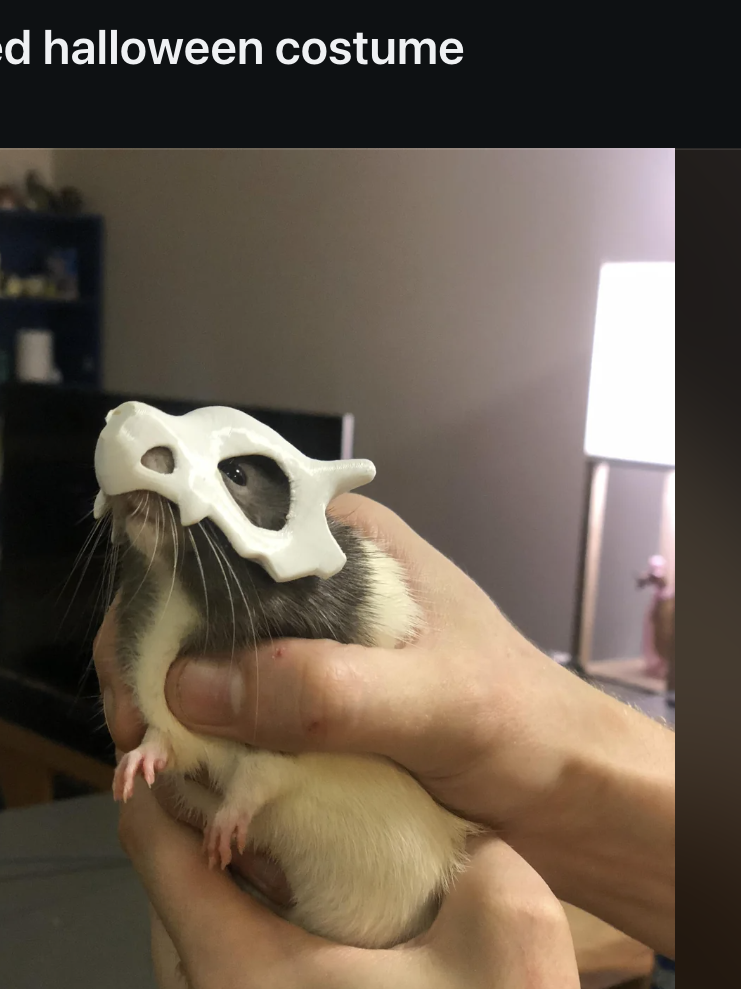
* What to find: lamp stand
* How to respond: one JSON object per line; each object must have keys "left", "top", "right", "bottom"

{"left": 567, "top": 459, "right": 610, "bottom": 677}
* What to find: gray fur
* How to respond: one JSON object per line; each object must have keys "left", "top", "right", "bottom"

{"left": 114, "top": 454, "right": 377, "bottom": 677}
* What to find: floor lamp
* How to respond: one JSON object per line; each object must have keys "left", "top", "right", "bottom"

{"left": 569, "top": 261, "right": 675, "bottom": 678}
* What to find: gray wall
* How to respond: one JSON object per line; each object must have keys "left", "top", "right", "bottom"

{"left": 53, "top": 148, "right": 675, "bottom": 657}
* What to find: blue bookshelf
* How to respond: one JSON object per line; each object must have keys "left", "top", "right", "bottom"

{"left": 0, "top": 210, "right": 103, "bottom": 387}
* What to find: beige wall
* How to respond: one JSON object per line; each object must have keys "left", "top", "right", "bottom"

{"left": 0, "top": 149, "right": 53, "bottom": 187}
{"left": 53, "top": 148, "right": 675, "bottom": 655}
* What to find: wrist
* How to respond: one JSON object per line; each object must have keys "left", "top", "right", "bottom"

{"left": 502, "top": 678, "right": 675, "bottom": 954}
{"left": 511, "top": 672, "right": 669, "bottom": 837}
{"left": 445, "top": 647, "right": 614, "bottom": 830}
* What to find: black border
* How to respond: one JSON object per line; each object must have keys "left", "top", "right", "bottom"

{"left": 1, "top": 7, "right": 668, "bottom": 147}
{"left": 679, "top": 147, "right": 741, "bottom": 982}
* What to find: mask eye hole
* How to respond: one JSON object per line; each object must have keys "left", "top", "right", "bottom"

{"left": 217, "top": 455, "right": 291, "bottom": 532}
{"left": 141, "top": 446, "right": 175, "bottom": 474}
{"left": 219, "top": 458, "right": 248, "bottom": 487}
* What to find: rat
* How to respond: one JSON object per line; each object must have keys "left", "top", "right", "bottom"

{"left": 102, "top": 437, "right": 478, "bottom": 950}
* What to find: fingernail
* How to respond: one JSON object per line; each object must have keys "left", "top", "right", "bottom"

{"left": 103, "top": 688, "right": 115, "bottom": 734}
{"left": 171, "top": 661, "right": 243, "bottom": 727}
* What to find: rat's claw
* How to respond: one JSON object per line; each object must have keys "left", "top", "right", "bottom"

{"left": 235, "top": 820, "right": 248, "bottom": 855}
{"left": 112, "top": 738, "right": 170, "bottom": 802}
{"left": 219, "top": 829, "right": 233, "bottom": 870}
{"left": 202, "top": 825, "right": 220, "bottom": 870}
{"left": 203, "top": 806, "right": 253, "bottom": 870}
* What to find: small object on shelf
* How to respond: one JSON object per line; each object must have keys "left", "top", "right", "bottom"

{"left": 0, "top": 206, "right": 102, "bottom": 387}
{"left": 46, "top": 248, "right": 79, "bottom": 300}
{"left": 0, "top": 176, "right": 84, "bottom": 215}
{"left": 24, "top": 170, "right": 56, "bottom": 212}
{"left": 3, "top": 274, "right": 24, "bottom": 298}
{"left": 57, "top": 186, "right": 84, "bottom": 215}
{"left": 22, "top": 275, "right": 48, "bottom": 298}
{"left": 15, "top": 329, "right": 63, "bottom": 384}
{"left": 0, "top": 185, "right": 21, "bottom": 210}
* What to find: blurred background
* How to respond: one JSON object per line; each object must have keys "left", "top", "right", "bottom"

{"left": 0, "top": 147, "right": 674, "bottom": 989}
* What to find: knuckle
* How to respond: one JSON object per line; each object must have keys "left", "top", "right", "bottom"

{"left": 506, "top": 894, "right": 570, "bottom": 940}
{"left": 530, "top": 896, "right": 569, "bottom": 932}
{"left": 290, "top": 643, "right": 364, "bottom": 745}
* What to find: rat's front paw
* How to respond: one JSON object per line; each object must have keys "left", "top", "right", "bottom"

{"left": 113, "top": 735, "right": 171, "bottom": 802}
{"left": 203, "top": 805, "right": 253, "bottom": 870}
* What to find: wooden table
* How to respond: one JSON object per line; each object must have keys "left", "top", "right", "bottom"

{"left": 563, "top": 903, "right": 653, "bottom": 988}
{"left": 0, "top": 716, "right": 113, "bottom": 808}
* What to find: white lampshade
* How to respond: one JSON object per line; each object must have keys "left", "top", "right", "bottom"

{"left": 584, "top": 261, "right": 675, "bottom": 467}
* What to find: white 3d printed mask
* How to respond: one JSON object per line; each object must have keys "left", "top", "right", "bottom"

{"left": 93, "top": 401, "right": 376, "bottom": 582}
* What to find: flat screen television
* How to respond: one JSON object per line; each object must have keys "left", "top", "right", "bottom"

{"left": 0, "top": 382, "right": 354, "bottom": 763}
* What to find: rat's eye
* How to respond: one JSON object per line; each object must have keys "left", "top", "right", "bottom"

{"left": 219, "top": 459, "right": 248, "bottom": 487}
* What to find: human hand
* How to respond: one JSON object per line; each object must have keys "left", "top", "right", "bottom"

{"left": 93, "top": 489, "right": 584, "bottom": 915}
{"left": 128, "top": 492, "right": 619, "bottom": 830}
{"left": 96, "top": 490, "right": 581, "bottom": 829}
{"left": 96, "top": 493, "right": 674, "bottom": 954}
{"left": 120, "top": 780, "right": 580, "bottom": 989}
{"left": 97, "top": 492, "right": 592, "bottom": 827}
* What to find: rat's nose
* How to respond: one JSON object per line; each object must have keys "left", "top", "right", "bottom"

{"left": 141, "top": 446, "right": 175, "bottom": 474}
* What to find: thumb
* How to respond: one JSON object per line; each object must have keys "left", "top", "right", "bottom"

{"left": 165, "top": 638, "right": 435, "bottom": 762}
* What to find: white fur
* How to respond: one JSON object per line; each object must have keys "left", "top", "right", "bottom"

{"left": 358, "top": 539, "right": 425, "bottom": 646}
{"left": 128, "top": 547, "right": 477, "bottom": 948}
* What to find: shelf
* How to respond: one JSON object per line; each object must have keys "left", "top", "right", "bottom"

{"left": 0, "top": 297, "right": 96, "bottom": 309}
{"left": 0, "top": 209, "right": 103, "bottom": 388}
{"left": 0, "top": 210, "right": 101, "bottom": 225}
